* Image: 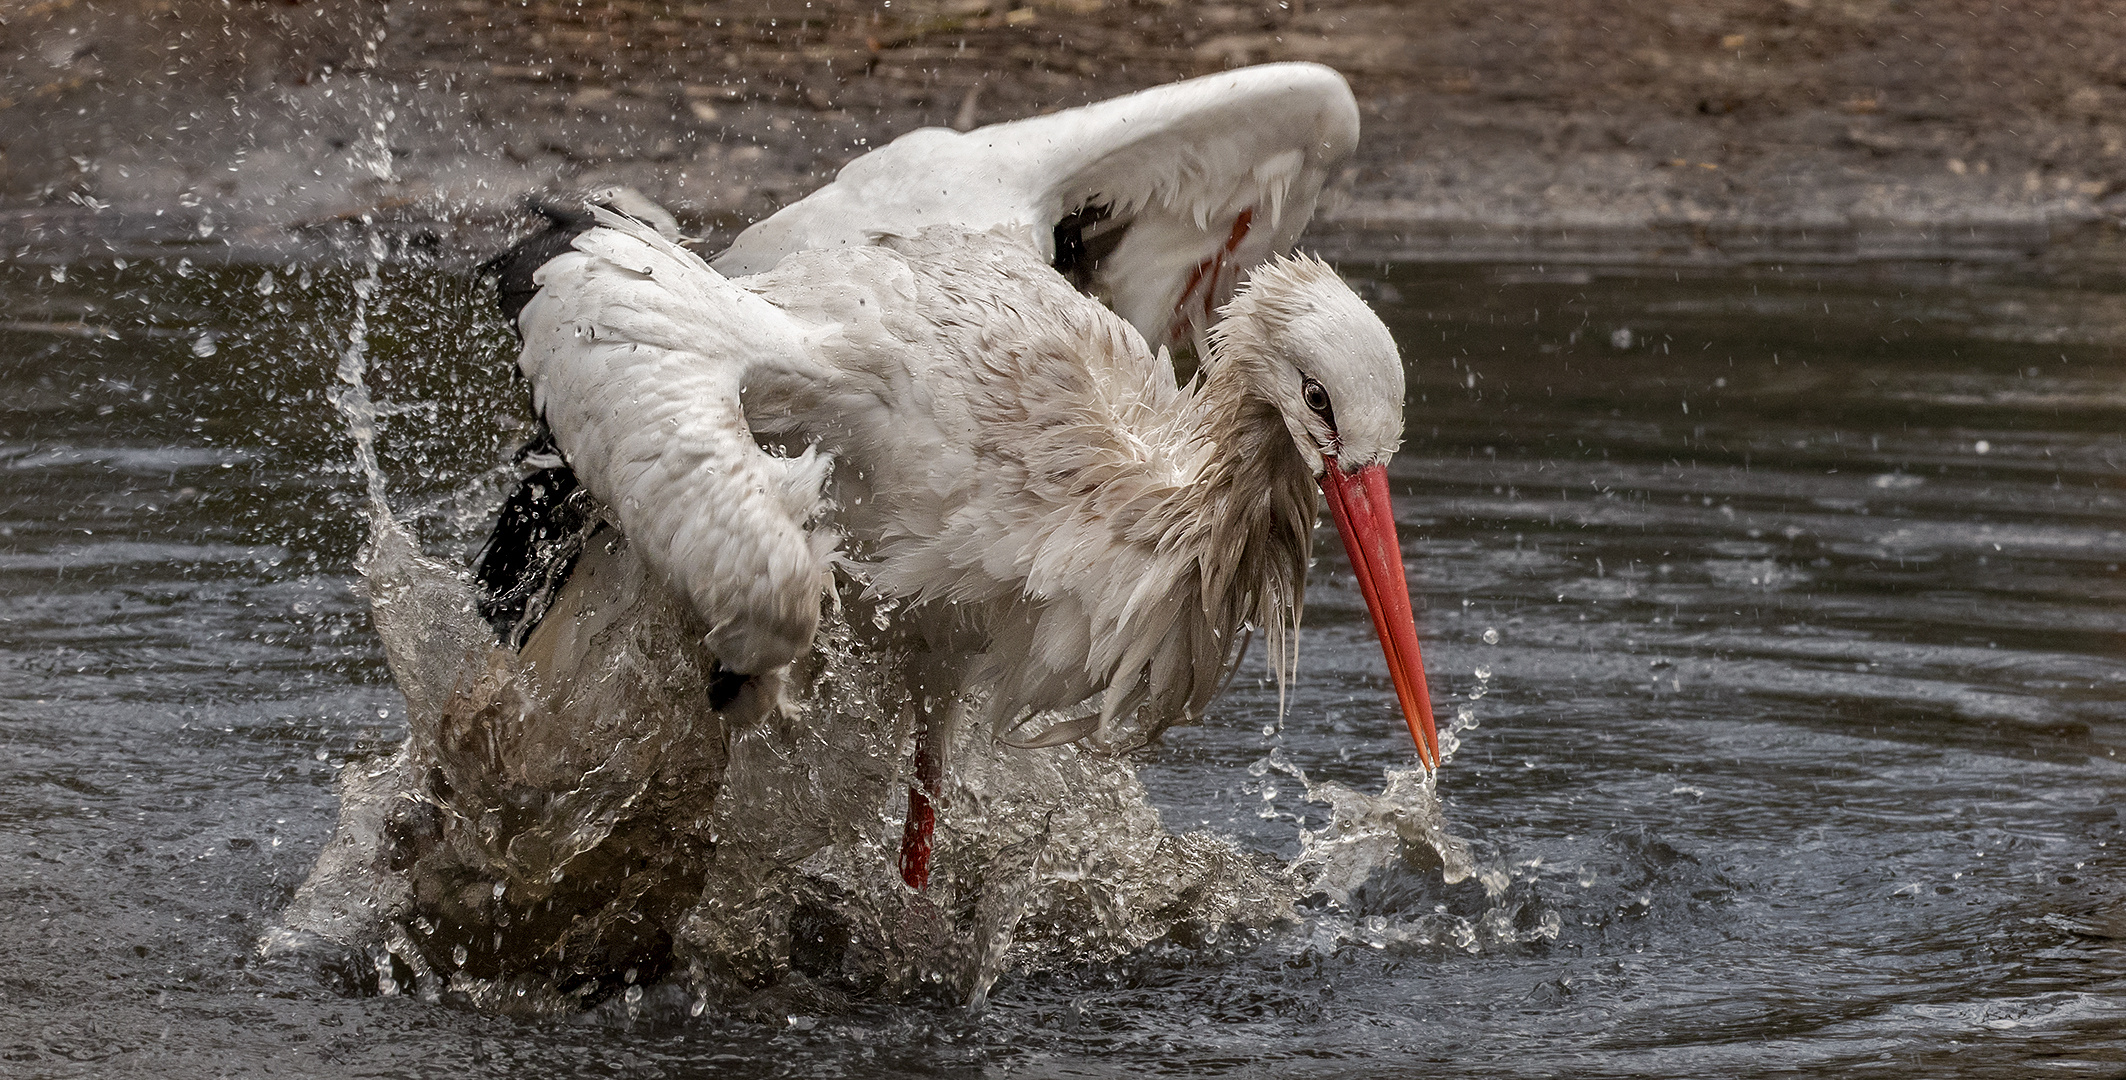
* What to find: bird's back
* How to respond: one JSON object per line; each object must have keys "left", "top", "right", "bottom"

{"left": 747, "top": 227, "right": 1295, "bottom": 745}
{"left": 749, "top": 226, "right": 1197, "bottom": 601}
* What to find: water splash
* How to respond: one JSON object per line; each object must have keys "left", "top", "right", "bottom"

{"left": 280, "top": 367, "right": 1522, "bottom": 1011}
{"left": 330, "top": 239, "right": 390, "bottom": 521}
{"left": 271, "top": 99, "right": 1510, "bottom": 1003}
{"left": 279, "top": 465, "right": 1524, "bottom": 1013}
{"left": 281, "top": 519, "right": 1307, "bottom": 1012}
{"left": 1260, "top": 736, "right": 1561, "bottom": 958}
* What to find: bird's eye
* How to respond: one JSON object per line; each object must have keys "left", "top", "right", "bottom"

{"left": 1302, "top": 378, "right": 1332, "bottom": 416}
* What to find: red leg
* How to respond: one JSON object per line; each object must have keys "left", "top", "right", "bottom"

{"left": 897, "top": 729, "right": 940, "bottom": 890}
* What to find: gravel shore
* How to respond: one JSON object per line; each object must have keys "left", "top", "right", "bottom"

{"left": 6, "top": 0, "right": 2125, "bottom": 264}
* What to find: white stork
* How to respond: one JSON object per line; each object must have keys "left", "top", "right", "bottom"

{"left": 277, "top": 64, "right": 1440, "bottom": 1004}
{"left": 477, "top": 63, "right": 1438, "bottom": 895}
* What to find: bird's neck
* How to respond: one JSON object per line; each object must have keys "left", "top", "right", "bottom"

{"left": 1181, "top": 351, "right": 1318, "bottom": 671}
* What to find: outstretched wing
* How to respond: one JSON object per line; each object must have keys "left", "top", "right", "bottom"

{"left": 712, "top": 62, "right": 1359, "bottom": 355}
{"left": 515, "top": 208, "right": 838, "bottom": 675}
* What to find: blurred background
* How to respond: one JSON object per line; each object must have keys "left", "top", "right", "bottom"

{"left": 5, "top": 0, "right": 2125, "bottom": 262}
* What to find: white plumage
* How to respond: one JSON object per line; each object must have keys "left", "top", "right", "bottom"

{"left": 520, "top": 221, "right": 839, "bottom": 675}
{"left": 501, "top": 63, "right": 1437, "bottom": 893}
{"left": 715, "top": 62, "right": 1360, "bottom": 354}
{"left": 280, "top": 66, "right": 1437, "bottom": 992}
{"left": 517, "top": 205, "right": 1434, "bottom": 876}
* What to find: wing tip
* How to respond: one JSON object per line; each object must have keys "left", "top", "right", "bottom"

{"left": 481, "top": 187, "right": 684, "bottom": 328}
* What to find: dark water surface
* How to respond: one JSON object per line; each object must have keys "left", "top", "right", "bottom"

{"left": 2, "top": 251, "right": 2121, "bottom": 1077}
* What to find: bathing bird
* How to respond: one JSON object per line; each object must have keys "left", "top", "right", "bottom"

{"left": 475, "top": 63, "right": 1438, "bottom": 901}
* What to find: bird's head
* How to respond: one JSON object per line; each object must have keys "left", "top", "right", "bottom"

{"left": 1214, "top": 254, "right": 1406, "bottom": 476}
{"left": 1213, "top": 255, "right": 1440, "bottom": 768}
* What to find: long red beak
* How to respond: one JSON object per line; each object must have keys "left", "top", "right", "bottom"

{"left": 1319, "top": 457, "right": 1439, "bottom": 768}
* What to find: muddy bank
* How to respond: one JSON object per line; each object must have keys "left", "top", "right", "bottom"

{"left": 4, "top": 0, "right": 2125, "bottom": 264}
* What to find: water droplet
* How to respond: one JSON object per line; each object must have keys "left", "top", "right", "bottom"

{"left": 255, "top": 271, "right": 275, "bottom": 297}
{"left": 1536, "top": 910, "right": 1563, "bottom": 940}
{"left": 1609, "top": 327, "right": 1633, "bottom": 349}
{"left": 624, "top": 984, "right": 643, "bottom": 1005}
{"left": 191, "top": 335, "right": 217, "bottom": 357}
{"left": 1481, "top": 627, "right": 1500, "bottom": 645}
{"left": 450, "top": 944, "right": 468, "bottom": 966}
{"left": 49, "top": 265, "right": 67, "bottom": 283}
{"left": 1473, "top": 665, "right": 1492, "bottom": 680}
{"left": 1974, "top": 439, "right": 1991, "bottom": 454}
{"left": 491, "top": 881, "right": 506, "bottom": 900}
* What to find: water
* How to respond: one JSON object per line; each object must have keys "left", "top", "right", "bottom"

{"left": 2, "top": 251, "right": 2122, "bottom": 1077}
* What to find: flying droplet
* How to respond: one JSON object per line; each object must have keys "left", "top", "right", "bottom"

{"left": 49, "top": 265, "right": 67, "bottom": 283}
{"left": 1974, "top": 440, "right": 1991, "bottom": 455}
{"left": 1474, "top": 665, "right": 1492, "bottom": 680}
{"left": 623, "top": 984, "right": 643, "bottom": 1005}
{"left": 1481, "top": 627, "right": 1500, "bottom": 645}
{"left": 192, "top": 335, "right": 217, "bottom": 357}
{"left": 450, "top": 944, "right": 468, "bottom": 966}
{"left": 256, "top": 271, "right": 276, "bottom": 297}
